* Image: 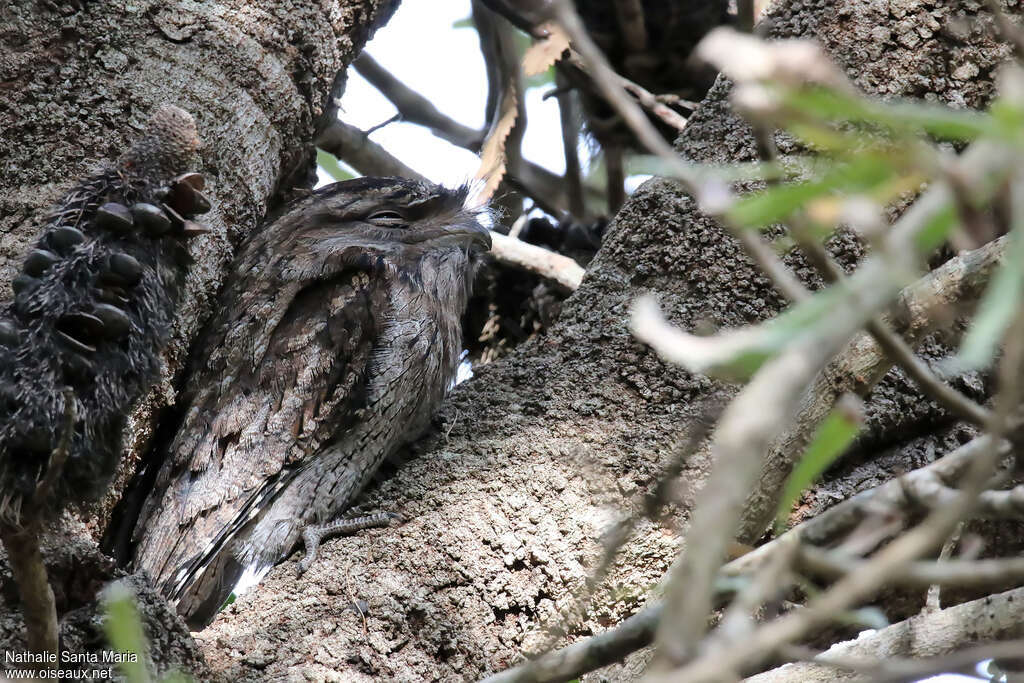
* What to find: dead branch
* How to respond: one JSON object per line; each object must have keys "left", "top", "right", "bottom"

{"left": 316, "top": 120, "right": 425, "bottom": 180}
{"left": 662, "top": 307, "right": 1024, "bottom": 682}
{"left": 353, "top": 52, "right": 582, "bottom": 218}
{"left": 739, "top": 231, "right": 1008, "bottom": 543}
{"left": 479, "top": 428, "right": 1012, "bottom": 683}
{"left": 747, "top": 589, "right": 1024, "bottom": 683}
{"left": 797, "top": 546, "right": 1024, "bottom": 590}
{"left": 489, "top": 232, "right": 585, "bottom": 291}
{"left": 480, "top": 604, "right": 663, "bottom": 683}
{"left": 0, "top": 389, "right": 75, "bottom": 673}
{"left": 354, "top": 52, "right": 483, "bottom": 150}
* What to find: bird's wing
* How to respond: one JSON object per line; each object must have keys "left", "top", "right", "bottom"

{"left": 133, "top": 247, "right": 386, "bottom": 594}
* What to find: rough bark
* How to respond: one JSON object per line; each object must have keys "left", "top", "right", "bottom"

{"left": 0, "top": 0, "right": 395, "bottom": 673}
{"left": 195, "top": 1, "right": 1014, "bottom": 682}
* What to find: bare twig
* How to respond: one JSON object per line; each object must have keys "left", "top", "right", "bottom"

{"left": 481, "top": 429, "right": 1012, "bottom": 683}
{"left": 354, "top": 53, "right": 483, "bottom": 150}
{"left": 663, "top": 307, "right": 1024, "bottom": 682}
{"left": 0, "top": 522, "right": 58, "bottom": 674}
{"left": 740, "top": 229, "right": 1008, "bottom": 543}
{"left": 353, "top": 52, "right": 584, "bottom": 218}
{"left": 797, "top": 545, "right": 1024, "bottom": 590}
{"left": 751, "top": 597, "right": 1024, "bottom": 683}
{"left": 712, "top": 535, "right": 799, "bottom": 647}
{"left": 924, "top": 523, "right": 960, "bottom": 612}
{"left": 901, "top": 470, "right": 1024, "bottom": 518}
{"left": 317, "top": 120, "right": 425, "bottom": 180}
{"left": 620, "top": 79, "right": 688, "bottom": 133}
{"left": 555, "top": 71, "right": 585, "bottom": 216}
{"left": 489, "top": 232, "right": 585, "bottom": 291}
{"left": 794, "top": 226, "right": 991, "bottom": 427}
{"left": 0, "top": 389, "right": 75, "bottom": 673}
{"left": 750, "top": 122, "right": 991, "bottom": 429}
{"left": 480, "top": 604, "right": 663, "bottom": 683}
{"left": 549, "top": 0, "right": 681, "bottom": 165}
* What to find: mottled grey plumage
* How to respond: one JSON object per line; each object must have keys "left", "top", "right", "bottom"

{"left": 0, "top": 106, "right": 208, "bottom": 523}
{"left": 132, "top": 177, "right": 490, "bottom": 629}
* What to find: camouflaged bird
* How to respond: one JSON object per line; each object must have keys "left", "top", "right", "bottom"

{"left": 0, "top": 105, "right": 209, "bottom": 524}
{"left": 131, "top": 177, "right": 490, "bottom": 628}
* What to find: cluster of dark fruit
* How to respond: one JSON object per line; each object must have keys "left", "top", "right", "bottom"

{"left": 4, "top": 173, "right": 209, "bottom": 371}
{"left": 0, "top": 170, "right": 211, "bottom": 516}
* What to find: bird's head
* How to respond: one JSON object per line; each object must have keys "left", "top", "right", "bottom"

{"left": 273, "top": 177, "right": 491, "bottom": 281}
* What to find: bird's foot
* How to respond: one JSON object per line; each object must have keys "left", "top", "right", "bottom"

{"left": 297, "top": 512, "right": 403, "bottom": 574}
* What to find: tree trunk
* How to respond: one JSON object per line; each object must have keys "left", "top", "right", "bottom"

{"left": 0, "top": 0, "right": 395, "bottom": 674}
{"left": 194, "top": 1, "right": 1016, "bottom": 681}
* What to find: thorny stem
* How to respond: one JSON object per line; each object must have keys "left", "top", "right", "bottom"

{"left": 0, "top": 389, "right": 76, "bottom": 675}
{"left": 0, "top": 521, "right": 58, "bottom": 675}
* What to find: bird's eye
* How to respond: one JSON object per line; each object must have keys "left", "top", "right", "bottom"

{"left": 367, "top": 210, "right": 407, "bottom": 227}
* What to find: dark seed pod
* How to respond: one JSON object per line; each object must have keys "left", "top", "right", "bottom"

{"left": 173, "top": 172, "right": 205, "bottom": 191}
{"left": 160, "top": 203, "right": 186, "bottom": 230}
{"left": 0, "top": 321, "right": 19, "bottom": 347}
{"left": 12, "top": 274, "right": 37, "bottom": 295}
{"left": 58, "top": 311, "right": 105, "bottom": 344}
{"left": 93, "top": 303, "right": 132, "bottom": 338}
{"left": 20, "top": 425, "right": 53, "bottom": 455}
{"left": 50, "top": 225, "right": 87, "bottom": 253}
{"left": 0, "top": 382, "right": 18, "bottom": 413}
{"left": 187, "top": 189, "right": 212, "bottom": 215}
{"left": 182, "top": 220, "right": 212, "bottom": 238}
{"left": 102, "top": 253, "right": 143, "bottom": 287}
{"left": 59, "top": 350, "right": 95, "bottom": 383}
{"left": 95, "top": 202, "right": 135, "bottom": 234}
{"left": 167, "top": 180, "right": 212, "bottom": 216}
{"left": 132, "top": 203, "right": 172, "bottom": 236}
{"left": 55, "top": 329, "right": 98, "bottom": 355}
{"left": 24, "top": 249, "right": 60, "bottom": 277}
{"left": 94, "top": 286, "right": 130, "bottom": 306}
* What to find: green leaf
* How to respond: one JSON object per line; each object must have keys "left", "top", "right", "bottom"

{"left": 955, "top": 176, "right": 1024, "bottom": 370}
{"left": 633, "top": 283, "right": 858, "bottom": 379}
{"left": 316, "top": 148, "right": 356, "bottom": 182}
{"left": 727, "top": 155, "right": 895, "bottom": 229}
{"left": 630, "top": 155, "right": 815, "bottom": 184}
{"left": 783, "top": 87, "right": 1001, "bottom": 141}
{"left": 775, "top": 397, "right": 863, "bottom": 532}
{"left": 525, "top": 66, "right": 555, "bottom": 90}
{"left": 911, "top": 201, "right": 958, "bottom": 252}
{"left": 102, "top": 582, "right": 151, "bottom": 683}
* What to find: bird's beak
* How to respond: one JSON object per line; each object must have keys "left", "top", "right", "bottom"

{"left": 449, "top": 220, "right": 491, "bottom": 251}
{"left": 467, "top": 221, "right": 492, "bottom": 251}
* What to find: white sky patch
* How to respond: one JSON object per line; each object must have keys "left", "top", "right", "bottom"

{"left": 331, "top": 0, "right": 571, "bottom": 188}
